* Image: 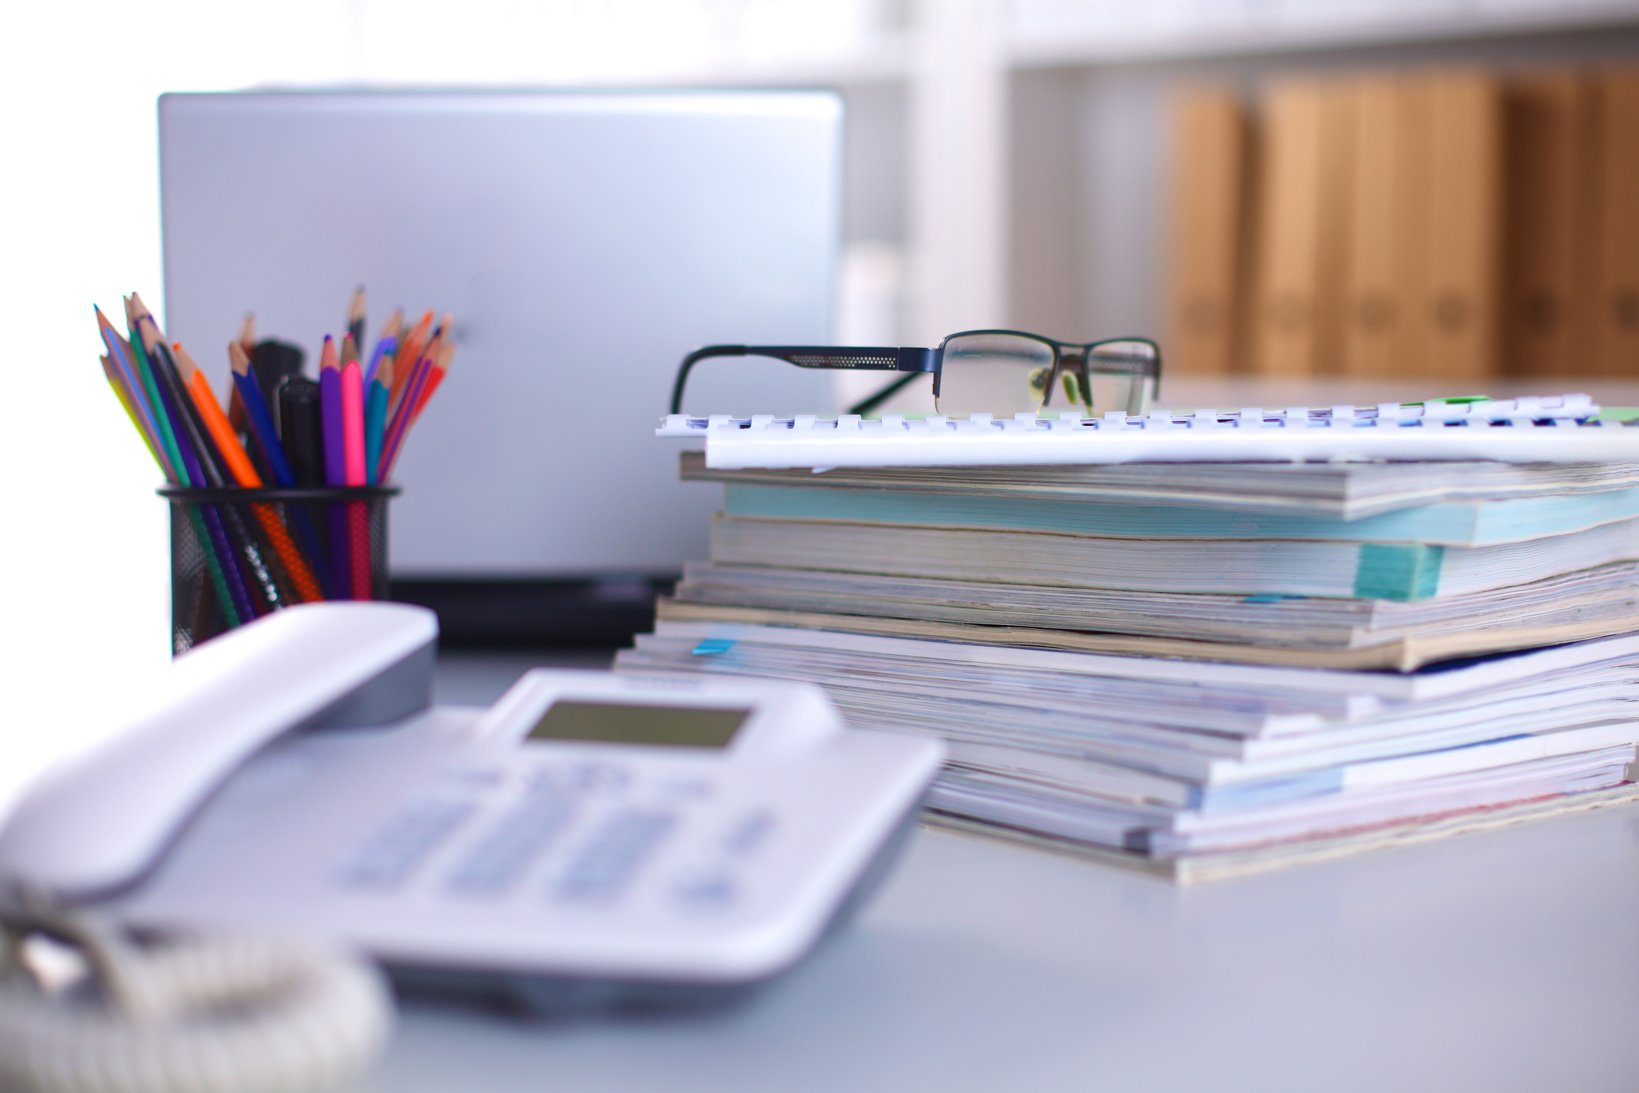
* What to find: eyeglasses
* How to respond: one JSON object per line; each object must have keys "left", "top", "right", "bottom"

{"left": 668, "top": 330, "right": 1162, "bottom": 418}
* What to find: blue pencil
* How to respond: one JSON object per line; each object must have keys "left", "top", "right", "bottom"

{"left": 228, "top": 342, "right": 296, "bottom": 487}
{"left": 363, "top": 335, "right": 395, "bottom": 389}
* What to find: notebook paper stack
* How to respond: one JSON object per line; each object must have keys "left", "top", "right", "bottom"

{"left": 617, "top": 395, "right": 1639, "bottom": 881}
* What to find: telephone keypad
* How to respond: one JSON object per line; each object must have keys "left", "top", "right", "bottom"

{"left": 338, "top": 762, "right": 731, "bottom": 909}
{"left": 340, "top": 798, "right": 477, "bottom": 889}
{"left": 444, "top": 797, "right": 577, "bottom": 895}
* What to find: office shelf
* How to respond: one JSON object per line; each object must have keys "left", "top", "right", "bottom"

{"left": 1009, "top": 2, "right": 1639, "bottom": 69}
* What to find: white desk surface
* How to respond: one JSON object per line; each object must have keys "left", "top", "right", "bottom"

{"left": 358, "top": 651, "right": 1639, "bottom": 1093}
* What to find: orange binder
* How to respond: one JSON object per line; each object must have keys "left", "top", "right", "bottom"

{"left": 1412, "top": 70, "right": 1504, "bottom": 382}
{"left": 1163, "top": 88, "right": 1250, "bottom": 376}
{"left": 1341, "top": 75, "right": 1421, "bottom": 379}
{"left": 1251, "top": 79, "right": 1328, "bottom": 377}
{"left": 1593, "top": 67, "right": 1639, "bottom": 377}
{"left": 1504, "top": 71, "right": 1598, "bottom": 378}
{"left": 1313, "top": 80, "right": 1356, "bottom": 378}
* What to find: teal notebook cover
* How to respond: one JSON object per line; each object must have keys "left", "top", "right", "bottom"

{"left": 721, "top": 483, "right": 1639, "bottom": 548}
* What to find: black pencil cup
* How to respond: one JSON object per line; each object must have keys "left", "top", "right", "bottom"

{"left": 161, "top": 485, "right": 399, "bottom": 655}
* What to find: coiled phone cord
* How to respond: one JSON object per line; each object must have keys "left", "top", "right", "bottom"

{"left": 0, "top": 901, "right": 394, "bottom": 1093}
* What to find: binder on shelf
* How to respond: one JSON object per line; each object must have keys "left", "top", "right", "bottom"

{"left": 1414, "top": 70, "right": 1504, "bottom": 382}
{"left": 1251, "top": 79, "right": 1326, "bottom": 377}
{"left": 1504, "top": 71, "right": 1598, "bottom": 379}
{"left": 1341, "top": 75, "right": 1417, "bottom": 379}
{"left": 1313, "top": 79, "right": 1356, "bottom": 377}
{"left": 1594, "top": 67, "right": 1639, "bottom": 377}
{"left": 1163, "top": 87, "right": 1249, "bottom": 376}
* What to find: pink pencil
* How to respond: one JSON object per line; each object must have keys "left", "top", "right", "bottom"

{"left": 340, "top": 358, "right": 370, "bottom": 600}
{"left": 341, "top": 359, "right": 366, "bottom": 487}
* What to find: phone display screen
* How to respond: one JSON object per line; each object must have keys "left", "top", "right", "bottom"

{"left": 525, "top": 701, "right": 748, "bottom": 749}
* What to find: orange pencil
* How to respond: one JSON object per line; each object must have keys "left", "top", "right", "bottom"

{"left": 174, "top": 343, "right": 262, "bottom": 488}
{"left": 410, "top": 336, "right": 454, "bottom": 424}
{"left": 175, "top": 341, "right": 325, "bottom": 604}
{"left": 389, "top": 310, "right": 434, "bottom": 409}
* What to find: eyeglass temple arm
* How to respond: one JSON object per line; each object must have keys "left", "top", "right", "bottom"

{"left": 670, "top": 345, "right": 744, "bottom": 415}
{"left": 669, "top": 345, "right": 937, "bottom": 415}
{"left": 847, "top": 373, "right": 923, "bottom": 417}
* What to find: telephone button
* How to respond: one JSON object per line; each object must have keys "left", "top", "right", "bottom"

{"left": 672, "top": 871, "right": 738, "bottom": 909}
{"left": 553, "top": 809, "right": 676, "bottom": 901}
{"left": 566, "top": 762, "right": 631, "bottom": 795}
{"left": 723, "top": 809, "right": 776, "bottom": 856}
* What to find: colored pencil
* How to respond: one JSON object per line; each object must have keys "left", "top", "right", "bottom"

{"left": 347, "top": 286, "right": 366, "bottom": 354}
{"left": 411, "top": 336, "right": 455, "bottom": 425}
{"left": 319, "top": 336, "right": 345, "bottom": 487}
{"left": 341, "top": 356, "right": 365, "bottom": 482}
{"left": 146, "top": 324, "right": 283, "bottom": 614}
{"left": 99, "top": 306, "right": 236, "bottom": 630}
{"left": 101, "top": 354, "right": 163, "bottom": 471}
{"left": 96, "top": 306, "right": 172, "bottom": 481}
{"left": 364, "top": 356, "right": 391, "bottom": 486}
{"left": 98, "top": 291, "right": 453, "bottom": 637}
{"left": 176, "top": 341, "right": 324, "bottom": 604}
{"left": 145, "top": 329, "right": 266, "bottom": 615}
{"left": 341, "top": 356, "right": 370, "bottom": 599}
{"left": 122, "top": 318, "right": 186, "bottom": 486}
{"left": 389, "top": 310, "right": 434, "bottom": 409}
{"left": 108, "top": 307, "right": 256, "bottom": 624}
{"left": 363, "top": 335, "right": 395, "bottom": 390}
{"left": 173, "top": 344, "right": 255, "bottom": 484}
{"left": 228, "top": 342, "right": 296, "bottom": 487}
{"left": 366, "top": 309, "right": 403, "bottom": 386}
{"left": 120, "top": 295, "right": 160, "bottom": 426}
{"left": 377, "top": 349, "right": 433, "bottom": 482}
{"left": 149, "top": 334, "right": 257, "bottom": 624}
{"left": 317, "top": 336, "right": 352, "bottom": 598}
{"left": 229, "top": 312, "right": 257, "bottom": 436}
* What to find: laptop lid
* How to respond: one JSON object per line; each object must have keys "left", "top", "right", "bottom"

{"left": 158, "top": 89, "right": 840, "bottom": 585}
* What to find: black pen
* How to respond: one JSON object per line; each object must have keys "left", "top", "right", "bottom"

{"left": 278, "top": 377, "right": 326, "bottom": 488}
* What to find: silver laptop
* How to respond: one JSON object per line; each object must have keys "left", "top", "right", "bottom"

{"left": 158, "top": 89, "right": 840, "bottom": 639}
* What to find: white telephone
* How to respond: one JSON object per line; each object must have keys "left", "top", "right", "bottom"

{"left": 0, "top": 603, "right": 941, "bottom": 1088}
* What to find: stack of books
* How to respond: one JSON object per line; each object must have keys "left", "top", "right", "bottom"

{"left": 616, "top": 419, "right": 1639, "bottom": 882}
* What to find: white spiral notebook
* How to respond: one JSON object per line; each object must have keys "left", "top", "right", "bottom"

{"left": 657, "top": 394, "right": 1639, "bottom": 469}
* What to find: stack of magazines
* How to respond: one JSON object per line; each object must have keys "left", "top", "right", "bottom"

{"left": 616, "top": 407, "right": 1639, "bottom": 881}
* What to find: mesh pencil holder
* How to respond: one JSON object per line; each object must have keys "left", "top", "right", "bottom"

{"left": 160, "top": 484, "right": 399, "bottom": 654}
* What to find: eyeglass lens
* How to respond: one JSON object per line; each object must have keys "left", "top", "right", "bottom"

{"left": 934, "top": 334, "right": 1155, "bottom": 417}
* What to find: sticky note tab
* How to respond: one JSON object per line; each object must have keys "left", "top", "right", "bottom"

{"left": 691, "top": 638, "right": 736, "bottom": 656}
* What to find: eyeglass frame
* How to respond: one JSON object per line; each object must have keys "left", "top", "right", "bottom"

{"left": 668, "top": 330, "right": 1164, "bottom": 418}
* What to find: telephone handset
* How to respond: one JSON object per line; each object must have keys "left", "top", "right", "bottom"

{"left": 0, "top": 602, "right": 941, "bottom": 1013}
{"left": 0, "top": 602, "right": 437, "bottom": 905}
{"left": 0, "top": 603, "right": 434, "bottom": 1093}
